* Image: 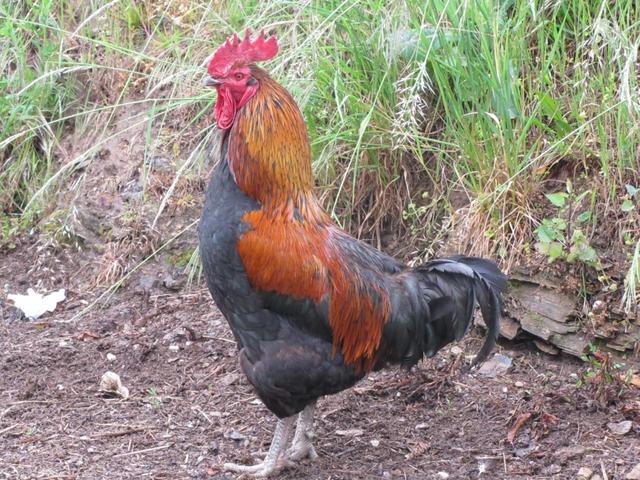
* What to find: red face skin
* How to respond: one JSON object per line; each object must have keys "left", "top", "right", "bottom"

{"left": 211, "top": 65, "right": 259, "bottom": 130}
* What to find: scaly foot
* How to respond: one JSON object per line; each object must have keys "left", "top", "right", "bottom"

{"left": 285, "top": 439, "right": 318, "bottom": 461}
{"left": 223, "top": 416, "right": 295, "bottom": 477}
{"left": 223, "top": 458, "right": 289, "bottom": 477}
{"left": 285, "top": 402, "right": 318, "bottom": 461}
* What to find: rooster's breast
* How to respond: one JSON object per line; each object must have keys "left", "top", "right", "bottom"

{"left": 199, "top": 158, "right": 261, "bottom": 319}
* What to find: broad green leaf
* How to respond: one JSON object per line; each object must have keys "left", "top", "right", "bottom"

{"left": 552, "top": 217, "right": 567, "bottom": 231}
{"left": 536, "top": 240, "right": 563, "bottom": 261}
{"left": 536, "top": 221, "right": 557, "bottom": 243}
{"left": 547, "top": 242, "right": 564, "bottom": 261}
{"left": 568, "top": 244, "right": 598, "bottom": 264}
{"left": 579, "top": 246, "right": 598, "bottom": 263}
{"left": 545, "top": 192, "right": 567, "bottom": 208}
{"left": 576, "top": 211, "right": 591, "bottom": 223}
{"left": 571, "top": 229, "right": 586, "bottom": 242}
{"left": 621, "top": 199, "right": 635, "bottom": 212}
{"left": 536, "top": 227, "right": 553, "bottom": 243}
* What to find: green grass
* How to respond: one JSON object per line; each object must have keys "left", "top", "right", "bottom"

{"left": 1, "top": 0, "right": 639, "bottom": 309}
{"left": 0, "top": 1, "right": 80, "bottom": 224}
{"left": 623, "top": 240, "right": 640, "bottom": 314}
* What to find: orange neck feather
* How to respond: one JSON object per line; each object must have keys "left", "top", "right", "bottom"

{"left": 228, "top": 67, "right": 390, "bottom": 371}
{"left": 227, "top": 67, "right": 328, "bottom": 222}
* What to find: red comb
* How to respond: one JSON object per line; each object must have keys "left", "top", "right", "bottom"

{"left": 208, "top": 29, "right": 278, "bottom": 78}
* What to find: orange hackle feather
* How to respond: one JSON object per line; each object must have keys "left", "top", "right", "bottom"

{"left": 231, "top": 67, "right": 390, "bottom": 370}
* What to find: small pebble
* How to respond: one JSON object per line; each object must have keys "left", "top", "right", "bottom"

{"left": 169, "top": 345, "right": 180, "bottom": 352}
{"left": 226, "top": 430, "right": 246, "bottom": 441}
{"left": 59, "top": 340, "right": 68, "bottom": 347}
{"left": 436, "top": 472, "right": 450, "bottom": 479}
{"left": 542, "top": 464, "right": 561, "bottom": 475}
{"left": 370, "top": 439, "right": 380, "bottom": 447}
{"left": 478, "top": 353, "right": 512, "bottom": 377}
{"left": 577, "top": 466, "right": 593, "bottom": 479}
{"left": 99, "top": 371, "right": 129, "bottom": 399}
{"left": 591, "top": 300, "right": 605, "bottom": 313}
{"left": 106, "top": 353, "right": 116, "bottom": 361}
{"left": 607, "top": 420, "right": 632, "bottom": 436}
{"left": 515, "top": 381, "right": 524, "bottom": 388}
{"left": 626, "top": 463, "right": 640, "bottom": 479}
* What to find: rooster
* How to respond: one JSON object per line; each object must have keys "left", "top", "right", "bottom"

{"left": 199, "top": 30, "right": 507, "bottom": 477}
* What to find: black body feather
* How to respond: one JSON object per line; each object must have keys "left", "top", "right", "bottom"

{"left": 200, "top": 136, "right": 507, "bottom": 418}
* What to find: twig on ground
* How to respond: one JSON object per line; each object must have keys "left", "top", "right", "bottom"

{"left": 114, "top": 443, "right": 172, "bottom": 457}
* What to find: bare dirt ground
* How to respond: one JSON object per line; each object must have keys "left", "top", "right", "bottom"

{"left": 1, "top": 238, "right": 639, "bottom": 480}
{"left": 1, "top": 98, "right": 639, "bottom": 480}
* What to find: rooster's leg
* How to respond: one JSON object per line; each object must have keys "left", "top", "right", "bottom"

{"left": 224, "top": 416, "right": 295, "bottom": 477}
{"left": 286, "top": 401, "right": 318, "bottom": 461}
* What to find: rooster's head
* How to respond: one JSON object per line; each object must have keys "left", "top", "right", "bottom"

{"left": 205, "top": 29, "right": 279, "bottom": 129}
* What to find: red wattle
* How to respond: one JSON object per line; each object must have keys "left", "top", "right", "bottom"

{"left": 214, "top": 86, "right": 236, "bottom": 130}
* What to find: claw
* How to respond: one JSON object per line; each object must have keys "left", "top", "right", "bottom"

{"left": 222, "top": 404, "right": 319, "bottom": 476}
{"left": 224, "top": 461, "right": 285, "bottom": 477}
{"left": 223, "top": 416, "right": 295, "bottom": 477}
{"left": 285, "top": 402, "right": 318, "bottom": 462}
{"left": 286, "top": 443, "right": 318, "bottom": 461}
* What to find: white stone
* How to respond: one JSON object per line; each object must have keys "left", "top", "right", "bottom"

{"left": 577, "top": 466, "right": 593, "bottom": 479}
{"left": 626, "top": 464, "right": 640, "bottom": 480}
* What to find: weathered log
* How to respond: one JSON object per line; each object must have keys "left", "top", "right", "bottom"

{"left": 502, "top": 272, "right": 611, "bottom": 358}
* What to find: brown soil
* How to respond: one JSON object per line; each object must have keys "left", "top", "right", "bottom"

{"left": 1, "top": 238, "right": 639, "bottom": 480}
{"left": 1, "top": 88, "right": 639, "bottom": 480}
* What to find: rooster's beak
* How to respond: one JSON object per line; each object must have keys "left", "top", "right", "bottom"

{"left": 203, "top": 75, "right": 221, "bottom": 87}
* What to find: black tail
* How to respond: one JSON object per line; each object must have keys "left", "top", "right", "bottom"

{"left": 414, "top": 255, "right": 507, "bottom": 364}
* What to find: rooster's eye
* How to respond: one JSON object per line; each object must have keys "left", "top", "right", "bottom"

{"left": 235, "top": 73, "right": 244, "bottom": 81}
